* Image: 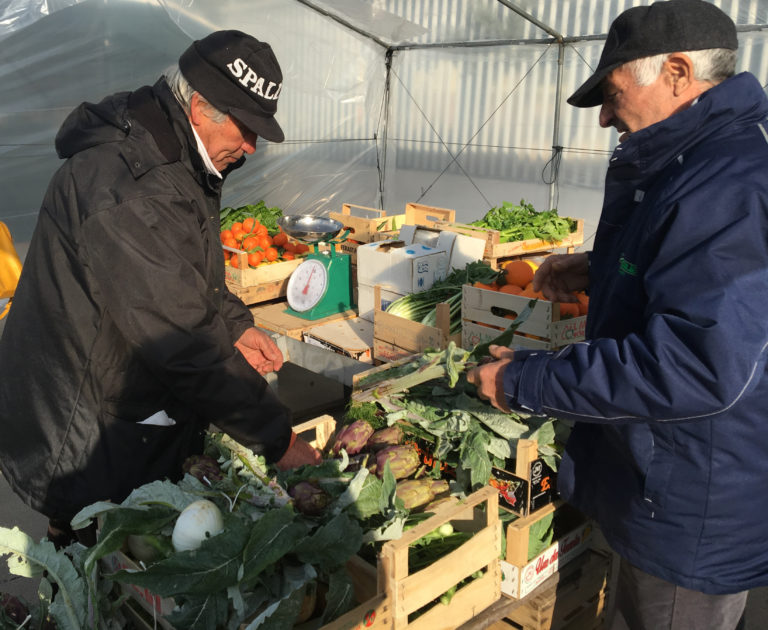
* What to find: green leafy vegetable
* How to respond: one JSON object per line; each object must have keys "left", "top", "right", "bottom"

{"left": 471, "top": 199, "right": 576, "bottom": 243}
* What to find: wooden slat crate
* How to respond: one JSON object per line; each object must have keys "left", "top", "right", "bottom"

{"left": 382, "top": 486, "right": 501, "bottom": 629}
{"left": 501, "top": 502, "right": 593, "bottom": 600}
{"left": 249, "top": 300, "right": 358, "bottom": 340}
{"left": 329, "top": 203, "right": 408, "bottom": 243}
{"left": 429, "top": 220, "right": 584, "bottom": 270}
{"left": 404, "top": 202, "right": 456, "bottom": 227}
{"left": 462, "top": 285, "right": 586, "bottom": 351}
{"left": 503, "top": 549, "right": 611, "bottom": 630}
{"left": 224, "top": 246, "right": 305, "bottom": 305}
{"left": 372, "top": 285, "right": 460, "bottom": 363}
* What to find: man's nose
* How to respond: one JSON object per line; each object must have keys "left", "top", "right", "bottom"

{"left": 242, "top": 132, "right": 258, "bottom": 153}
{"left": 598, "top": 102, "right": 613, "bottom": 128}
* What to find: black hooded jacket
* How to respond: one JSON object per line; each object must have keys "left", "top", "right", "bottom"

{"left": 0, "top": 78, "right": 292, "bottom": 520}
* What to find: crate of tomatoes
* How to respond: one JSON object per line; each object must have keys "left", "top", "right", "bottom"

{"left": 219, "top": 202, "right": 312, "bottom": 305}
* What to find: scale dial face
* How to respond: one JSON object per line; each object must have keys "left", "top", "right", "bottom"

{"left": 286, "top": 258, "right": 329, "bottom": 312}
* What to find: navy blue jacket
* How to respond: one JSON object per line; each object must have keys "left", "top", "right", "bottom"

{"left": 504, "top": 72, "right": 768, "bottom": 594}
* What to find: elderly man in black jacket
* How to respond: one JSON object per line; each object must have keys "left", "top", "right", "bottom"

{"left": 0, "top": 30, "right": 319, "bottom": 547}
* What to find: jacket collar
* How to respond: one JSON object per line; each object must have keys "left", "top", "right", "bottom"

{"left": 609, "top": 72, "right": 768, "bottom": 176}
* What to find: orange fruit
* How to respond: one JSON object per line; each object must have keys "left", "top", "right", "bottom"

{"left": 502, "top": 260, "right": 535, "bottom": 289}
{"left": 281, "top": 251, "right": 295, "bottom": 260}
{"left": 264, "top": 247, "right": 279, "bottom": 262}
{"left": 558, "top": 302, "right": 581, "bottom": 319}
{"left": 473, "top": 281, "right": 497, "bottom": 291}
{"left": 248, "top": 251, "right": 264, "bottom": 267}
{"left": 229, "top": 254, "right": 240, "bottom": 268}
{"left": 220, "top": 229, "right": 233, "bottom": 244}
{"left": 242, "top": 236, "right": 259, "bottom": 251}
{"left": 272, "top": 232, "right": 288, "bottom": 247}
{"left": 499, "top": 283, "right": 523, "bottom": 295}
{"left": 521, "top": 283, "right": 546, "bottom": 299}
{"left": 257, "top": 234, "right": 273, "bottom": 250}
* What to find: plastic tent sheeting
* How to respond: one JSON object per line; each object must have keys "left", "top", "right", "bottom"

{"left": 1, "top": 0, "right": 767, "bottom": 255}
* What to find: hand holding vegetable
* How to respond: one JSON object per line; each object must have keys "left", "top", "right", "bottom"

{"left": 275, "top": 434, "right": 322, "bottom": 470}
{"left": 532, "top": 253, "right": 589, "bottom": 303}
{"left": 466, "top": 344, "right": 515, "bottom": 412}
{"left": 235, "top": 326, "right": 284, "bottom": 374}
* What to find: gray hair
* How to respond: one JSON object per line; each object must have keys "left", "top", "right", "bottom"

{"left": 628, "top": 49, "right": 737, "bottom": 87}
{"left": 164, "top": 64, "right": 227, "bottom": 124}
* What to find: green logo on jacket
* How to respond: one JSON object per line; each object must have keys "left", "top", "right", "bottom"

{"left": 618, "top": 255, "right": 638, "bottom": 277}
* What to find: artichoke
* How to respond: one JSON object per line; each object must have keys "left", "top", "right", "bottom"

{"left": 366, "top": 425, "right": 404, "bottom": 452}
{"left": 376, "top": 444, "right": 420, "bottom": 480}
{"left": 289, "top": 481, "right": 330, "bottom": 516}
{"left": 181, "top": 454, "right": 224, "bottom": 483}
{"left": 331, "top": 420, "right": 375, "bottom": 456}
{"left": 395, "top": 478, "right": 437, "bottom": 510}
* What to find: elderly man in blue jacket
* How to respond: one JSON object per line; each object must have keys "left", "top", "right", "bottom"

{"left": 469, "top": 1, "right": 767, "bottom": 628}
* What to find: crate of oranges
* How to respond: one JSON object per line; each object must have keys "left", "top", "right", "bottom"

{"left": 461, "top": 258, "right": 589, "bottom": 351}
{"left": 220, "top": 215, "right": 311, "bottom": 305}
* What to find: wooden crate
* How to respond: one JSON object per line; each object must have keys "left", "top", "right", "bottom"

{"left": 501, "top": 502, "right": 593, "bottom": 600}
{"left": 382, "top": 486, "right": 501, "bottom": 629}
{"left": 372, "top": 285, "right": 461, "bottom": 363}
{"left": 462, "top": 285, "right": 586, "bottom": 351}
{"left": 329, "top": 203, "right": 408, "bottom": 243}
{"left": 503, "top": 549, "right": 610, "bottom": 630}
{"left": 429, "top": 220, "right": 583, "bottom": 270}
{"left": 404, "top": 202, "right": 456, "bottom": 227}
{"left": 249, "top": 300, "right": 358, "bottom": 340}
{"left": 224, "top": 246, "right": 305, "bottom": 305}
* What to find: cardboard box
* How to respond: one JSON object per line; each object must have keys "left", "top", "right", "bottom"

{"left": 357, "top": 240, "right": 448, "bottom": 294}
{"left": 357, "top": 284, "right": 404, "bottom": 323}
{"left": 504, "top": 549, "right": 611, "bottom": 630}
{"left": 356, "top": 240, "right": 447, "bottom": 322}
{"left": 462, "top": 284, "right": 587, "bottom": 351}
{"left": 302, "top": 317, "right": 374, "bottom": 363}
{"left": 500, "top": 502, "right": 593, "bottom": 599}
{"left": 398, "top": 226, "right": 486, "bottom": 272}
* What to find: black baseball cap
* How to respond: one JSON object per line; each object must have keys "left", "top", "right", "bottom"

{"left": 179, "top": 30, "right": 284, "bottom": 142}
{"left": 568, "top": 0, "right": 738, "bottom": 108}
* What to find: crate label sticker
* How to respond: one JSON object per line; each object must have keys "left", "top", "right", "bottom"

{"left": 405, "top": 437, "right": 453, "bottom": 475}
{"left": 490, "top": 467, "right": 528, "bottom": 513}
{"left": 528, "top": 459, "right": 558, "bottom": 512}
{"left": 557, "top": 317, "right": 586, "bottom": 343}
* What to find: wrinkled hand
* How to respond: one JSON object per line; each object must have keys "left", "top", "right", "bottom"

{"left": 532, "top": 253, "right": 589, "bottom": 303}
{"left": 466, "top": 345, "right": 515, "bottom": 412}
{"left": 275, "top": 435, "right": 322, "bottom": 471}
{"left": 235, "top": 327, "right": 284, "bottom": 375}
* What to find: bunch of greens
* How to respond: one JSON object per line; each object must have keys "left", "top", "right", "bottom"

{"left": 350, "top": 340, "right": 565, "bottom": 494}
{"left": 471, "top": 199, "right": 576, "bottom": 243}
{"left": 220, "top": 201, "right": 283, "bottom": 234}
{"left": 384, "top": 261, "right": 502, "bottom": 334}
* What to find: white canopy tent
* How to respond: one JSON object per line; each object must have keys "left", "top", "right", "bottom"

{"left": 1, "top": 0, "right": 766, "bottom": 253}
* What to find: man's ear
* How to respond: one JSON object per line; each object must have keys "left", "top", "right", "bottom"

{"left": 665, "top": 53, "right": 696, "bottom": 96}
{"left": 188, "top": 92, "right": 205, "bottom": 128}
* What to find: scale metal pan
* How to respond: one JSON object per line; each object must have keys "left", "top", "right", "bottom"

{"left": 278, "top": 214, "right": 343, "bottom": 244}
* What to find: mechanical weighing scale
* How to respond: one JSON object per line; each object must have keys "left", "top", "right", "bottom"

{"left": 279, "top": 214, "right": 355, "bottom": 320}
